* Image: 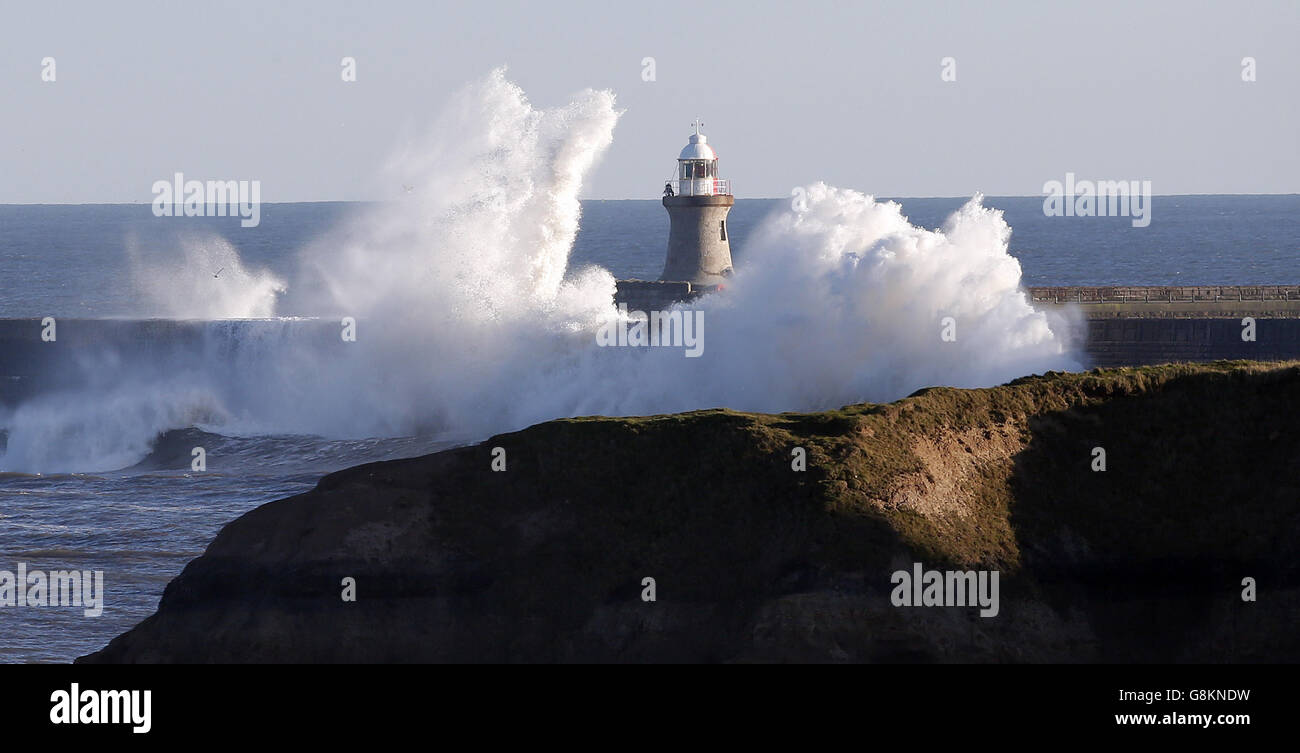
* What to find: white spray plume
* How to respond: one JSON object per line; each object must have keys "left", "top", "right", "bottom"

{"left": 128, "top": 232, "right": 285, "bottom": 319}
{"left": 691, "top": 183, "right": 1079, "bottom": 410}
{"left": 0, "top": 70, "right": 1079, "bottom": 473}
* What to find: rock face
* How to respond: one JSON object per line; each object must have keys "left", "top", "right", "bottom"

{"left": 80, "top": 361, "right": 1300, "bottom": 663}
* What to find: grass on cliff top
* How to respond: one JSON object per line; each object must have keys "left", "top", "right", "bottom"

{"left": 429, "top": 360, "right": 1300, "bottom": 601}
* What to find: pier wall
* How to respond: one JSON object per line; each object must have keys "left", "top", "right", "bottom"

{"left": 1028, "top": 286, "right": 1300, "bottom": 367}
{"left": 610, "top": 283, "right": 1300, "bottom": 369}
{"left": 613, "top": 280, "right": 716, "bottom": 313}
{"left": 1074, "top": 317, "right": 1300, "bottom": 367}
{"left": 0, "top": 318, "right": 339, "bottom": 410}
{"left": 4, "top": 284, "right": 1299, "bottom": 410}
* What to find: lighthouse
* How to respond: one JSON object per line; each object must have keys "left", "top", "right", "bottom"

{"left": 660, "top": 121, "right": 734, "bottom": 285}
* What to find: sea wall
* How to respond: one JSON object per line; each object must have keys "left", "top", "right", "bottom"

{"left": 612, "top": 280, "right": 715, "bottom": 313}
{"left": 607, "top": 282, "right": 1300, "bottom": 368}
{"left": 1077, "top": 318, "right": 1300, "bottom": 367}
{"left": 0, "top": 318, "right": 339, "bottom": 410}
{"left": 1028, "top": 284, "right": 1300, "bottom": 310}
{"left": 5, "top": 283, "right": 1300, "bottom": 410}
{"left": 1027, "top": 286, "right": 1300, "bottom": 367}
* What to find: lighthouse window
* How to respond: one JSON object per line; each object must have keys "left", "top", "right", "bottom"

{"left": 720, "top": 220, "right": 727, "bottom": 241}
{"left": 681, "top": 161, "right": 713, "bottom": 179}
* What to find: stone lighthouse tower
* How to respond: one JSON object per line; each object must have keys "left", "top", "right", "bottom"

{"left": 660, "top": 121, "right": 734, "bottom": 285}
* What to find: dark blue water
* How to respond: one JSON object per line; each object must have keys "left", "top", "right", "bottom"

{"left": 0, "top": 432, "right": 451, "bottom": 663}
{"left": 1, "top": 195, "right": 1297, "bottom": 663}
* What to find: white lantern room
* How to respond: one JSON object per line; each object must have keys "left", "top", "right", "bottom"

{"left": 672, "top": 122, "right": 730, "bottom": 197}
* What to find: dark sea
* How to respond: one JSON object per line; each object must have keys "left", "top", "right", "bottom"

{"left": 1, "top": 195, "right": 1297, "bottom": 662}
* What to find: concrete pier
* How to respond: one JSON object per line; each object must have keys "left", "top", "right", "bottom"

{"left": 1029, "top": 286, "right": 1300, "bottom": 366}
{"left": 4, "top": 285, "right": 1299, "bottom": 412}
{"left": 0, "top": 318, "right": 340, "bottom": 411}
{"left": 613, "top": 279, "right": 719, "bottom": 312}
{"left": 1028, "top": 285, "right": 1300, "bottom": 317}
{"left": 606, "top": 283, "right": 1300, "bottom": 368}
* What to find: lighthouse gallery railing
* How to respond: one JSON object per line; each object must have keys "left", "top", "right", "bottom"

{"left": 665, "top": 179, "right": 731, "bottom": 197}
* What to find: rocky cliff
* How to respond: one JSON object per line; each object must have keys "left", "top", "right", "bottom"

{"left": 80, "top": 361, "right": 1300, "bottom": 663}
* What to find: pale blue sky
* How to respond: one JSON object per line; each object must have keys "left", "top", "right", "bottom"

{"left": 2, "top": 0, "right": 1296, "bottom": 202}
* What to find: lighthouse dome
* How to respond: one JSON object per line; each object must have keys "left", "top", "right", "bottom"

{"left": 678, "top": 133, "right": 717, "bottom": 161}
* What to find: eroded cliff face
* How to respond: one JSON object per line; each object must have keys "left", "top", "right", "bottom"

{"left": 80, "top": 362, "right": 1300, "bottom": 663}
